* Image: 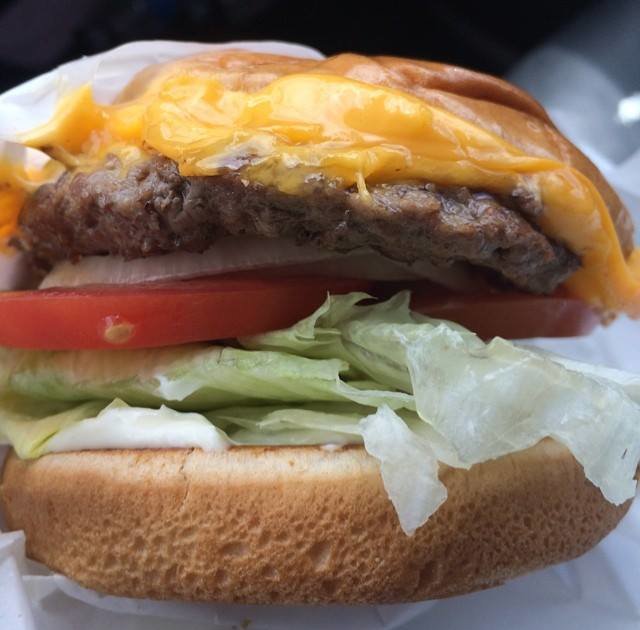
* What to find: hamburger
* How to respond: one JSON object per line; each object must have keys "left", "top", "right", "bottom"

{"left": 0, "top": 45, "right": 639, "bottom": 605}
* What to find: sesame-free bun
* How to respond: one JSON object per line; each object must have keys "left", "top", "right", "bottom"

{"left": 120, "top": 51, "right": 634, "bottom": 256}
{"left": 0, "top": 439, "right": 631, "bottom": 604}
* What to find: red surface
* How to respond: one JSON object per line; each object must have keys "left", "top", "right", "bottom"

{"left": 408, "top": 286, "right": 599, "bottom": 340}
{"left": 0, "top": 274, "right": 371, "bottom": 350}
{"left": 0, "top": 273, "right": 599, "bottom": 350}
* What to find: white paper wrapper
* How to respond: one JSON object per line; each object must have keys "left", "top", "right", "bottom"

{"left": 1, "top": 39, "right": 639, "bottom": 630}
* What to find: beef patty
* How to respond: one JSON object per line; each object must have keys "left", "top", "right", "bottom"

{"left": 16, "top": 155, "right": 578, "bottom": 293}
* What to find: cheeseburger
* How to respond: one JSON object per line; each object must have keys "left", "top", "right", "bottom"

{"left": 0, "top": 45, "right": 639, "bottom": 604}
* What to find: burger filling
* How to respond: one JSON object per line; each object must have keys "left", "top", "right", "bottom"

{"left": 16, "top": 155, "right": 577, "bottom": 294}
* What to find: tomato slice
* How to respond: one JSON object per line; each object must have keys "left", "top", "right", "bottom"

{"left": 0, "top": 273, "right": 599, "bottom": 350}
{"left": 0, "top": 274, "right": 372, "bottom": 350}
{"left": 408, "top": 286, "right": 599, "bottom": 340}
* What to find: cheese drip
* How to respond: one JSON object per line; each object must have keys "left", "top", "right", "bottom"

{"left": 1, "top": 69, "right": 639, "bottom": 314}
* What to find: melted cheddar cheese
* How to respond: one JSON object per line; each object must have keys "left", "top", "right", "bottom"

{"left": 1, "top": 69, "right": 639, "bottom": 314}
{"left": 0, "top": 158, "right": 62, "bottom": 250}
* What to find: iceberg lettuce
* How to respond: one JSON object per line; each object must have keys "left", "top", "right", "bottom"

{"left": 0, "top": 344, "right": 412, "bottom": 411}
{"left": 0, "top": 395, "right": 106, "bottom": 459}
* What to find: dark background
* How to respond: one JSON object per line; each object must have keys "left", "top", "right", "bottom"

{"left": 0, "top": 0, "right": 599, "bottom": 91}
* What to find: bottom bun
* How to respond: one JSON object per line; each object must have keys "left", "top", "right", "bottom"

{"left": 0, "top": 440, "right": 632, "bottom": 604}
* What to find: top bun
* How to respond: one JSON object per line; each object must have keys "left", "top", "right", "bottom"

{"left": 122, "top": 51, "right": 634, "bottom": 256}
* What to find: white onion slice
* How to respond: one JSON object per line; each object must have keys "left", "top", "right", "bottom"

{"left": 39, "top": 236, "right": 473, "bottom": 291}
{"left": 40, "top": 237, "right": 337, "bottom": 288}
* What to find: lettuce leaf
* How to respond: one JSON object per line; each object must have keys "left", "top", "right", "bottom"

{"left": 241, "top": 292, "right": 422, "bottom": 390}
{"left": 209, "top": 402, "right": 366, "bottom": 444}
{"left": 360, "top": 406, "right": 447, "bottom": 534}
{"left": 0, "top": 344, "right": 412, "bottom": 412}
{"left": 407, "top": 329, "right": 640, "bottom": 504}
{"left": 0, "top": 395, "right": 107, "bottom": 459}
{"left": 47, "top": 400, "right": 230, "bottom": 453}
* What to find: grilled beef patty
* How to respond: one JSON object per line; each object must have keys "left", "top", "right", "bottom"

{"left": 16, "top": 155, "right": 578, "bottom": 293}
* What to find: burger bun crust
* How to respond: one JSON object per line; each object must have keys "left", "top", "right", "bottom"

{"left": 0, "top": 440, "right": 631, "bottom": 604}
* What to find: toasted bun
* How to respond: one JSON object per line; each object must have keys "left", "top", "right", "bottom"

{"left": 0, "top": 439, "right": 631, "bottom": 604}
{"left": 122, "top": 51, "right": 634, "bottom": 256}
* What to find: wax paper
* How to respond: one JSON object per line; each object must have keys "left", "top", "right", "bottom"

{"left": 1, "top": 40, "right": 639, "bottom": 630}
